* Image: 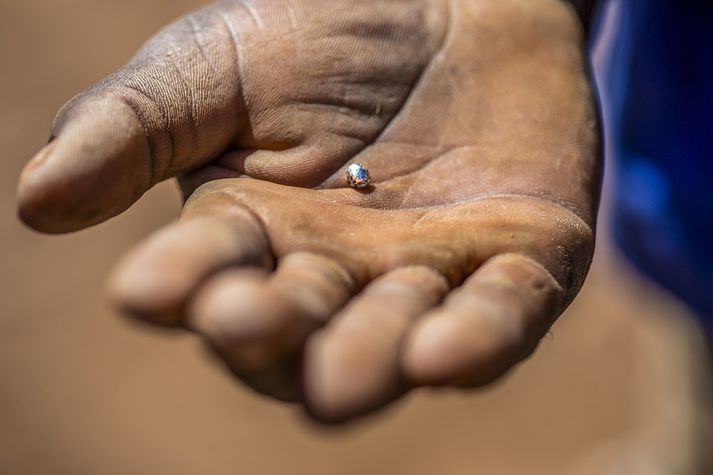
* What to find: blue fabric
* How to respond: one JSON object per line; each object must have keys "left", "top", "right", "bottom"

{"left": 601, "top": 0, "right": 713, "bottom": 319}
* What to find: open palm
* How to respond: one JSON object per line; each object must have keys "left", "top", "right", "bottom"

{"left": 18, "top": 0, "right": 600, "bottom": 423}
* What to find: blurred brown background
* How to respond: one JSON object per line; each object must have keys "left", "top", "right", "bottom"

{"left": 1, "top": 1, "right": 710, "bottom": 474}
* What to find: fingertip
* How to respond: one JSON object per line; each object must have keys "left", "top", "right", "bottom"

{"left": 403, "top": 311, "right": 517, "bottom": 388}
{"left": 401, "top": 315, "right": 465, "bottom": 386}
{"left": 403, "top": 301, "right": 544, "bottom": 387}
{"left": 188, "top": 270, "right": 301, "bottom": 372}
{"left": 303, "top": 333, "right": 371, "bottom": 424}
{"left": 17, "top": 141, "right": 73, "bottom": 234}
{"left": 17, "top": 95, "right": 151, "bottom": 234}
{"left": 107, "top": 253, "right": 188, "bottom": 326}
{"left": 189, "top": 270, "right": 281, "bottom": 343}
{"left": 305, "top": 266, "right": 448, "bottom": 423}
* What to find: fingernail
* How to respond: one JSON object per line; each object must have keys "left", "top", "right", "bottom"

{"left": 23, "top": 140, "right": 58, "bottom": 176}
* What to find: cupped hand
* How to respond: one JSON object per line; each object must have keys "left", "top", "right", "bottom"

{"left": 17, "top": 0, "right": 600, "bottom": 423}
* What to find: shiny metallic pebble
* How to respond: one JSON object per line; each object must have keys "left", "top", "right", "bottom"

{"left": 345, "top": 163, "right": 371, "bottom": 189}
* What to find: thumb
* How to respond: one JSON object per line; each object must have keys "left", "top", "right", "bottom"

{"left": 17, "top": 8, "right": 243, "bottom": 233}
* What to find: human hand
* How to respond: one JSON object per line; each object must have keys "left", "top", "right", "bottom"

{"left": 17, "top": 0, "right": 600, "bottom": 423}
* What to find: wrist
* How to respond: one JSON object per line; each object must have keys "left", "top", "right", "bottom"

{"left": 567, "top": 0, "right": 598, "bottom": 31}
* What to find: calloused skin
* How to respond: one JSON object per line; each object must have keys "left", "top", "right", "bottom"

{"left": 17, "top": 0, "right": 600, "bottom": 423}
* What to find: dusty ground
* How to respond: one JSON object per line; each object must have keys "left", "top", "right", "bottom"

{"left": 1, "top": 1, "right": 708, "bottom": 474}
